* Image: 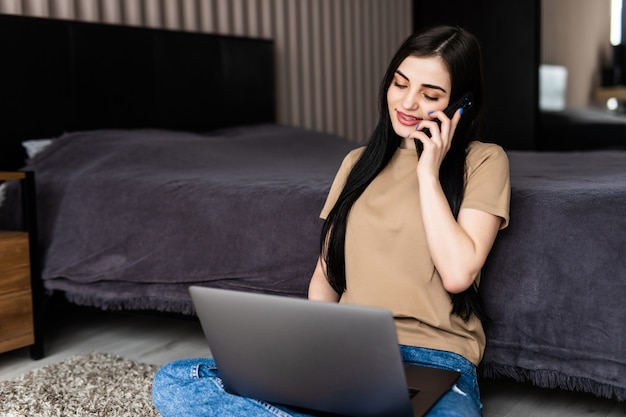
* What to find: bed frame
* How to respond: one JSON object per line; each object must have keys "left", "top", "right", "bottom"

{"left": 0, "top": 14, "right": 275, "bottom": 170}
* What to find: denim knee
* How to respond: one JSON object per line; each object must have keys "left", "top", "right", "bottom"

{"left": 152, "top": 359, "right": 304, "bottom": 417}
{"left": 152, "top": 358, "right": 221, "bottom": 416}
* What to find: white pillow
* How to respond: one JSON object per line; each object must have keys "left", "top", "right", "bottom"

{"left": 22, "top": 139, "right": 53, "bottom": 159}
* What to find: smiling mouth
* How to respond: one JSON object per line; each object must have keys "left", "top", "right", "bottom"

{"left": 396, "top": 109, "right": 421, "bottom": 126}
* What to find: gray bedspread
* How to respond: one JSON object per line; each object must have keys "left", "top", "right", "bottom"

{"left": 20, "top": 125, "right": 357, "bottom": 312}
{"left": 480, "top": 150, "right": 626, "bottom": 401}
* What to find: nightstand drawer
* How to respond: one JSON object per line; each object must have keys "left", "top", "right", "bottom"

{"left": 0, "top": 289, "right": 34, "bottom": 352}
{"left": 0, "top": 231, "right": 30, "bottom": 294}
{"left": 0, "top": 171, "right": 43, "bottom": 358}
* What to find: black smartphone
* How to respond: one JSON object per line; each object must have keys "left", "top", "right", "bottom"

{"left": 415, "top": 91, "right": 474, "bottom": 157}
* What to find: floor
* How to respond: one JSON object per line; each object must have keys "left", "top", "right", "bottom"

{"left": 1, "top": 300, "right": 624, "bottom": 417}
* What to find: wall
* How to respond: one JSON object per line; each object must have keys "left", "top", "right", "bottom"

{"left": 0, "top": 0, "right": 413, "bottom": 143}
{"left": 541, "top": 0, "right": 611, "bottom": 107}
{"left": 413, "top": 0, "right": 540, "bottom": 150}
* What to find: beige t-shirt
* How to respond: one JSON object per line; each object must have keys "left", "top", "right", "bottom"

{"left": 320, "top": 141, "right": 510, "bottom": 365}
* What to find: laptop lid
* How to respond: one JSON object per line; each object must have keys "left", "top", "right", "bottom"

{"left": 189, "top": 286, "right": 458, "bottom": 417}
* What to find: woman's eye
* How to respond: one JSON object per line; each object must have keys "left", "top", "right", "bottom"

{"left": 424, "top": 94, "right": 438, "bottom": 101}
{"left": 393, "top": 81, "right": 407, "bottom": 89}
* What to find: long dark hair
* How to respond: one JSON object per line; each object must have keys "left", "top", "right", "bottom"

{"left": 321, "top": 25, "right": 487, "bottom": 321}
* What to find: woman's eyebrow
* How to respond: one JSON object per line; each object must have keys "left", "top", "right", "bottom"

{"left": 395, "top": 69, "right": 410, "bottom": 81}
{"left": 394, "top": 70, "right": 447, "bottom": 93}
{"left": 421, "top": 83, "right": 447, "bottom": 93}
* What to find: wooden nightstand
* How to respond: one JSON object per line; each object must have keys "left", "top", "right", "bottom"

{"left": 0, "top": 171, "right": 44, "bottom": 359}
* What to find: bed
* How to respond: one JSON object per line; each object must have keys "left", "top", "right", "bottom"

{"left": 479, "top": 150, "right": 625, "bottom": 401}
{"left": 1, "top": 15, "right": 624, "bottom": 402}
{"left": 0, "top": 13, "right": 360, "bottom": 309}
{"left": 2, "top": 126, "right": 357, "bottom": 312}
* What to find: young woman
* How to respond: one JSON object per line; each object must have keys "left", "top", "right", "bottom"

{"left": 307, "top": 24, "right": 510, "bottom": 417}
{"left": 152, "top": 25, "right": 510, "bottom": 417}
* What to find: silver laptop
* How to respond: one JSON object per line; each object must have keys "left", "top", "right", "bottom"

{"left": 189, "top": 286, "right": 459, "bottom": 417}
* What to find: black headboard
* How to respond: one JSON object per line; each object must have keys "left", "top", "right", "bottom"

{"left": 0, "top": 14, "right": 276, "bottom": 170}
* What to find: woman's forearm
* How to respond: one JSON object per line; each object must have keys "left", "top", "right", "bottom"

{"left": 418, "top": 174, "right": 500, "bottom": 293}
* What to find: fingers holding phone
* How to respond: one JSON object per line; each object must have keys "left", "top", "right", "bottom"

{"left": 413, "top": 115, "right": 452, "bottom": 173}
{"left": 414, "top": 92, "right": 473, "bottom": 159}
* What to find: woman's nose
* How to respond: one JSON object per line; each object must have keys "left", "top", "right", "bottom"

{"left": 402, "top": 92, "right": 419, "bottom": 110}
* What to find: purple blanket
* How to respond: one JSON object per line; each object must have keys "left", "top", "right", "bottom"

{"left": 20, "top": 125, "right": 357, "bottom": 312}
{"left": 480, "top": 150, "right": 626, "bottom": 401}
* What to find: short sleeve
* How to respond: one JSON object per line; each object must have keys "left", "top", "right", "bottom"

{"left": 320, "top": 147, "right": 365, "bottom": 219}
{"left": 462, "top": 142, "right": 511, "bottom": 229}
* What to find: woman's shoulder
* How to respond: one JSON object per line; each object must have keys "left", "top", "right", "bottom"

{"left": 341, "top": 146, "right": 367, "bottom": 167}
{"left": 329, "top": 146, "right": 366, "bottom": 183}
{"left": 345, "top": 146, "right": 366, "bottom": 160}
{"left": 466, "top": 140, "right": 508, "bottom": 166}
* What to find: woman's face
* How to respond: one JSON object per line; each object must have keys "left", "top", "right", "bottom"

{"left": 387, "top": 55, "right": 452, "bottom": 139}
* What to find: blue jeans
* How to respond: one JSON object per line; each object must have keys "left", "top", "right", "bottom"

{"left": 152, "top": 345, "right": 483, "bottom": 417}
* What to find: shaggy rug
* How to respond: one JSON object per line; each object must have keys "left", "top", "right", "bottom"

{"left": 0, "top": 352, "right": 161, "bottom": 417}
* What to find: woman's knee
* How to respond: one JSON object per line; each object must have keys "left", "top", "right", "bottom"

{"left": 152, "top": 359, "right": 218, "bottom": 416}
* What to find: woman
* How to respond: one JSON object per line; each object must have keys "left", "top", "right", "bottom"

{"left": 308, "top": 24, "right": 510, "bottom": 417}
{"left": 152, "top": 25, "right": 509, "bottom": 417}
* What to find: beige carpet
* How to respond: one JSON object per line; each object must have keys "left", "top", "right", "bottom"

{"left": 0, "top": 352, "right": 161, "bottom": 417}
